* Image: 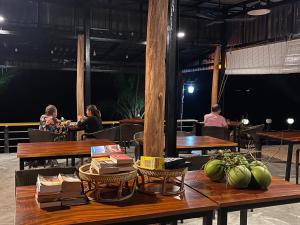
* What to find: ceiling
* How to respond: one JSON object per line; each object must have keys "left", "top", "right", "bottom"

{"left": 0, "top": 0, "right": 293, "bottom": 73}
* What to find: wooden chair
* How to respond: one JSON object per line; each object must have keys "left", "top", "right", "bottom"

{"left": 15, "top": 167, "right": 77, "bottom": 187}
{"left": 81, "top": 126, "right": 120, "bottom": 142}
{"left": 201, "top": 126, "right": 230, "bottom": 140}
{"left": 120, "top": 124, "right": 144, "bottom": 150}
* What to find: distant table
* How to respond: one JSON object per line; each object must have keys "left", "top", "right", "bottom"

{"left": 184, "top": 170, "right": 300, "bottom": 225}
{"left": 15, "top": 185, "right": 217, "bottom": 225}
{"left": 17, "top": 140, "right": 115, "bottom": 170}
{"left": 257, "top": 131, "right": 300, "bottom": 181}
{"left": 119, "top": 118, "right": 144, "bottom": 124}
{"left": 176, "top": 136, "right": 237, "bottom": 151}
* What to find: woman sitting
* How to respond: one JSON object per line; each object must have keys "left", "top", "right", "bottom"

{"left": 77, "top": 105, "right": 103, "bottom": 137}
{"left": 39, "top": 105, "right": 61, "bottom": 133}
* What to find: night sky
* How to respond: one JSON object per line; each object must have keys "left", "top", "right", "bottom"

{"left": 0, "top": 69, "right": 300, "bottom": 130}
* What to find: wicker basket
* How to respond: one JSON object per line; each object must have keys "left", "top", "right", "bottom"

{"left": 135, "top": 162, "right": 188, "bottom": 196}
{"left": 79, "top": 164, "right": 137, "bottom": 202}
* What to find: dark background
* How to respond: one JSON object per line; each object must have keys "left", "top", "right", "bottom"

{"left": 0, "top": 69, "right": 299, "bottom": 130}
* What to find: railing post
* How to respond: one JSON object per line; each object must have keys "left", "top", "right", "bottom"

{"left": 4, "top": 126, "right": 9, "bottom": 153}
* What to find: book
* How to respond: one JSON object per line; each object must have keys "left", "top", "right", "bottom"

{"left": 140, "top": 156, "right": 164, "bottom": 170}
{"left": 37, "top": 174, "right": 62, "bottom": 193}
{"left": 91, "top": 145, "right": 123, "bottom": 158}
{"left": 35, "top": 192, "right": 61, "bottom": 203}
{"left": 58, "top": 173, "right": 82, "bottom": 194}
{"left": 110, "top": 154, "right": 134, "bottom": 165}
{"left": 35, "top": 197, "right": 61, "bottom": 209}
{"left": 118, "top": 164, "right": 135, "bottom": 172}
{"left": 90, "top": 160, "right": 119, "bottom": 174}
{"left": 164, "top": 158, "right": 187, "bottom": 169}
{"left": 61, "top": 197, "right": 88, "bottom": 206}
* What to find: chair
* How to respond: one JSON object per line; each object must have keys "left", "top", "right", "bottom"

{"left": 201, "top": 126, "right": 230, "bottom": 140}
{"left": 120, "top": 124, "right": 144, "bottom": 149}
{"left": 239, "top": 124, "right": 265, "bottom": 151}
{"left": 133, "top": 131, "right": 144, "bottom": 160}
{"left": 81, "top": 126, "right": 120, "bottom": 142}
{"left": 15, "top": 167, "right": 77, "bottom": 187}
{"left": 28, "top": 129, "right": 59, "bottom": 142}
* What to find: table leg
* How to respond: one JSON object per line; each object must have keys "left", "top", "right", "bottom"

{"left": 217, "top": 208, "right": 228, "bottom": 225}
{"left": 71, "top": 158, "right": 75, "bottom": 167}
{"left": 240, "top": 209, "right": 248, "bottom": 225}
{"left": 203, "top": 210, "right": 213, "bottom": 225}
{"left": 19, "top": 159, "right": 25, "bottom": 170}
{"left": 285, "top": 143, "right": 294, "bottom": 181}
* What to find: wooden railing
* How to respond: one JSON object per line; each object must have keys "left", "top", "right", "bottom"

{"left": 0, "top": 119, "right": 198, "bottom": 153}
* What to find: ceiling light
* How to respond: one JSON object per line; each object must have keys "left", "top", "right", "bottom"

{"left": 177, "top": 32, "right": 185, "bottom": 38}
{"left": 0, "top": 15, "right": 5, "bottom": 23}
{"left": 266, "top": 118, "right": 272, "bottom": 124}
{"left": 247, "top": 8, "right": 271, "bottom": 16}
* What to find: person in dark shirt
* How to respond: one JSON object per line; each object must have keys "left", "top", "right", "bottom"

{"left": 77, "top": 105, "right": 103, "bottom": 135}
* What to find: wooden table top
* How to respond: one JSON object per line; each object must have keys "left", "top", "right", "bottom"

{"left": 119, "top": 118, "right": 144, "bottom": 124}
{"left": 176, "top": 136, "right": 237, "bottom": 149}
{"left": 15, "top": 185, "right": 217, "bottom": 225}
{"left": 17, "top": 140, "right": 115, "bottom": 159}
{"left": 257, "top": 131, "right": 300, "bottom": 143}
{"left": 184, "top": 170, "right": 300, "bottom": 208}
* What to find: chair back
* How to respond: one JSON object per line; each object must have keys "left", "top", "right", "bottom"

{"left": 120, "top": 124, "right": 144, "bottom": 143}
{"left": 28, "top": 129, "right": 57, "bottom": 143}
{"left": 92, "top": 126, "right": 120, "bottom": 141}
{"left": 201, "top": 126, "right": 230, "bottom": 140}
{"left": 15, "top": 167, "right": 77, "bottom": 187}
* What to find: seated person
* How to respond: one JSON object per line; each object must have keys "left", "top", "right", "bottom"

{"left": 77, "top": 105, "right": 103, "bottom": 134}
{"left": 204, "top": 104, "right": 228, "bottom": 128}
{"left": 39, "top": 105, "right": 61, "bottom": 133}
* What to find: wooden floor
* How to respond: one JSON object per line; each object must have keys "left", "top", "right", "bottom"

{"left": 1, "top": 146, "right": 300, "bottom": 225}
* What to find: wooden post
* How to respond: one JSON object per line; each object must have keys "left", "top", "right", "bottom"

{"left": 211, "top": 45, "right": 221, "bottom": 106}
{"left": 77, "top": 34, "right": 85, "bottom": 140}
{"left": 144, "top": 0, "right": 168, "bottom": 157}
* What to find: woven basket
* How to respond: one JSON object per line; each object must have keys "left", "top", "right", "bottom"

{"left": 79, "top": 164, "right": 137, "bottom": 202}
{"left": 135, "top": 162, "right": 187, "bottom": 196}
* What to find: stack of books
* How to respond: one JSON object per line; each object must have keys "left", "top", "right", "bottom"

{"left": 90, "top": 148, "right": 135, "bottom": 175}
{"left": 36, "top": 175, "right": 62, "bottom": 208}
{"left": 58, "top": 174, "right": 87, "bottom": 206}
{"left": 140, "top": 156, "right": 187, "bottom": 170}
{"left": 91, "top": 145, "right": 123, "bottom": 158}
{"left": 35, "top": 173, "right": 87, "bottom": 209}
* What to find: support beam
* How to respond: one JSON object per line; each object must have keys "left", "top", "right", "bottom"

{"left": 77, "top": 34, "right": 85, "bottom": 140}
{"left": 84, "top": 6, "right": 91, "bottom": 106}
{"left": 211, "top": 45, "right": 221, "bottom": 106}
{"left": 165, "top": 0, "right": 178, "bottom": 158}
{"left": 144, "top": 0, "right": 169, "bottom": 157}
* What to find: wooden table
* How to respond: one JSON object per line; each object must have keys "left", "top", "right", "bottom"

{"left": 184, "top": 170, "right": 300, "bottom": 225}
{"left": 17, "top": 140, "right": 115, "bottom": 170}
{"left": 176, "top": 136, "right": 237, "bottom": 151}
{"left": 257, "top": 131, "right": 300, "bottom": 181}
{"left": 15, "top": 185, "right": 217, "bottom": 225}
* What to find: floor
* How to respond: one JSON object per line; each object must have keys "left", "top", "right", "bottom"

{"left": 2, "top": 145, "right": 300, "bottom": 225}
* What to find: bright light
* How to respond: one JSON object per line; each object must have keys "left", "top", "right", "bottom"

{"left": 266, "top": 118, "right": 272, "bottom": 124}
{"left": 187, "top": 85, "right": 194, "bottom": 94}
{"left": 177, "top": 32, "right": 185, "bottom": 38}
{"left": 286, "top": 118, "right": 295, "bottom": 125}
{"left": 241, "top": 118, "right": 250, "bottom": 125}
{"left": 247, "top": 8, "right": 271, "bottom": 16}
{"left": 0, "top": 16, "right": 5, "bottom": 23}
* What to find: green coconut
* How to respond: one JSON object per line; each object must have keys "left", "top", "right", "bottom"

{"left": 250, "top": 166, "right": 272, "bottom": 190}
{"left": 249, "top": 160, "right": 267, "bottom": 170}
{"left": 227, "top": 165, "right": 252, "bottom": 188}
{"left": 204, "top": 160, "right": 225, "bottom": 182}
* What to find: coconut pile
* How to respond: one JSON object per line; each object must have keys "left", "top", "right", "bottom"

{"left": 204, "top": 150, "right": 272, "bottom": 190}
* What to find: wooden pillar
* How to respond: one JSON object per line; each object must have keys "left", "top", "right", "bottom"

{"left": 144, "top": 0, "right": 168, "bottom": 157}
{"left": 165, "top": 0, "right": 178, "bottom": 157}
{"left": 77, "top": 34, "right": 85, "bottom": 140}
{"left": 84, "top": 6, "right": 91, "bottom": 106}
{"left": 211, "top": 45, "right": 221, "bottom": 106}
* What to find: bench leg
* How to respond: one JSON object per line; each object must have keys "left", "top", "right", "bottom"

{"left": 19, "top": 159, "right": 25, "bottom": 170}
{"left": 296, "top": 150, "right": 300, "bottom": 184}
{"left": 217, "top": 209, "right": 228, "bottom": 225}
{"left": 240, "top": 209, "right": 248, "bottom": 225}
{"left": 203, "top": 210, "right": 213, "bottom": 225}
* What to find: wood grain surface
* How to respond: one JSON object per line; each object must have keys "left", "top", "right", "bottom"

{"left": 176, "top": 136, "right": 237, "bottom": 149}
{"left": 15, "top": 185, "right": 217, "bottom": 225}
{"left": 184, "top": 170, "right": 300, "bottom": 207}
{"left": 17, "top": 140, "right": 115, "bottom": 158}
{"left": 257, "top": 131, "right": 300, "bottom": 143}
